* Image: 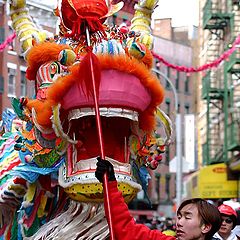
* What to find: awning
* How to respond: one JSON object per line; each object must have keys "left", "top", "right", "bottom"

{"left": 185, "top": 163, "right": 238, "bottom": 199}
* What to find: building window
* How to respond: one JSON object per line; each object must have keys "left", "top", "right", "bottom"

{"left": 178, "top": 103, "right": 181, "bottom": 113}
{"left": 20, "top": 66, "right": 27, "bottom": 97}
{"left": 176, "top": 71, "right": 179, "bottom": 90}
{"left": 185, "top": 75, "right": 190, "bottom": 93}
{"left": 20, "top": 71, "right": 26, "bottom": 97}
{"left": 0, "top": 27, "right": 5, "bottom": 44}
{"left": 7, "top": 63, "right": 17, "bottom": 97}
{"left": 165, "top": 99, "right": 171, "bottom": 116}
{"left": 165, "top": 173, "right": 171, "bottom": 200}
{"left": 8, "top": 68, "right": 16, "bottom": 97}
{"left": 185, "top": 104, "right": 190, "bottom": 114}
{"left": 155, "top": 60, "right": 160, "bottom": 78}
{"left": 166, "top": 67, "right": 171, "bottom": 89}
{"left": 155, "top": 173, "right": 161, "bottom": 201}
{"left": 0, "top": 75, "right": 4, "bottom": 93}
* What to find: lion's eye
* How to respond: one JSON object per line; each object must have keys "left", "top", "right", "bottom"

{"left": 49, "top": 62, "right": 61, "bottom": 78}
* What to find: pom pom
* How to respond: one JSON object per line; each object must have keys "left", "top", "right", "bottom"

{"left": 120, "top": 26, "right": 129, "bottom": 34}
{"left": 58, "top": 49, "right": 76, "bottom": 66}
{"left": 149, "top": 160, "right": 158, "bottom": 170}
{"left": 128, "top": 41, "right": 146, "bottom": 60}
{"left": 154, "top": 155, "right": 162, "bottom": 162}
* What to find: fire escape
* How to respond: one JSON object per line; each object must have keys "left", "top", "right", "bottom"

{"left": 225, "top": 1, "right": 240, "bottom": 166}
{"left": 201, "top": 0, "right": 234, "bottom": 165}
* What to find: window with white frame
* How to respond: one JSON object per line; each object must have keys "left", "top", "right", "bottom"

{"left": 20, "top": 66, "right": 27, "bottom": 97}
{"left": 7, "top": 63, "right": 17, "bottom": 97}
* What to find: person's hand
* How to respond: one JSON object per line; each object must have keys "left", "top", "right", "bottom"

{"left": 95, "top": 157, "right": 116, "bottom": 183}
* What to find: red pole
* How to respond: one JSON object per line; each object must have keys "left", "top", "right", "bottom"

{"left": 86, "top": 28, "right": 115, "bottom": 240}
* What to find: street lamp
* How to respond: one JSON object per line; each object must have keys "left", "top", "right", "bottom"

{"left": 152, "top": 68, "right": 183, "bottom": 207}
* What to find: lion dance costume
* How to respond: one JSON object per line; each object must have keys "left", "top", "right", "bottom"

{"left": 0, "top": 0, "right": 172, "bottom": 239}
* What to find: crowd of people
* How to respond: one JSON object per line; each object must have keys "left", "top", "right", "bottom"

{"left": 95, "top": 157, "right": 240, "bottom": 240}
{"left": 136, "top": 216, "right": 176, "bottom": 236}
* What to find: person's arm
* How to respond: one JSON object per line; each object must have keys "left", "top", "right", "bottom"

{"left": 105, "top": 180, "right": 175, "bottom": 240}
{"left": 95, "top": 158, "right": 175, "bottom": 240}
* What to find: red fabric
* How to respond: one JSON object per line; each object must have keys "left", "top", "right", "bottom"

{"left": 104, "top": 181, "right": 176, "bottom": 240}
{"left": 78, "top": 51, "right": 101, "bottom": 98}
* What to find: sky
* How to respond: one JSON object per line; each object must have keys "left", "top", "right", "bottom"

{"left": 32, "top": 0, "right": 57, "bottom": 8}
{"left": 33, "top": 0, "right": 199, "bottom": 27}
{"left": 153, "top": 0, "right": 199, "bottom": 27}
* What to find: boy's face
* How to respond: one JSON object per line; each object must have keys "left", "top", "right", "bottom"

{"left": 176, "top": 203, "right": 207, "bottom": 240}
{"left": 218, "top": 216, "right": 233, "bottom": 236}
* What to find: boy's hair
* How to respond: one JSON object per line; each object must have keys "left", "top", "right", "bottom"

{"left": 177, "top": 198, "right": 222, "bottom": 240}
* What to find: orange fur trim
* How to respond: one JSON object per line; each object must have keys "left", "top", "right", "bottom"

{"left": 141, "top": 48, "right": 153, "bottom": 69}
{"left": 29, "top": 54, "right": 164, "bottom": 131}
{"left": 26, "top": 99, "right": 55, "bottom": 127}
{"left": 26, "top": 42, "right": 70, "bottom": 80}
